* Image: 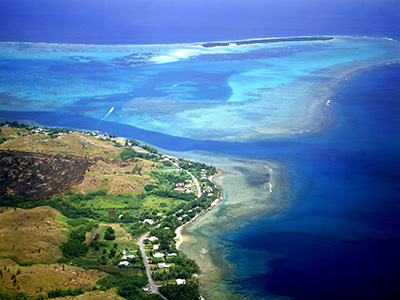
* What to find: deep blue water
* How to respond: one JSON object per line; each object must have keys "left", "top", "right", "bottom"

{"left": 227, "top": 64, "right": 400, "bottom": 299}
{"left": 1, "top": 0, "right": 400, "bottom": 44}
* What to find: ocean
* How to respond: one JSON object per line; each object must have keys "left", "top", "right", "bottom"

{"left": 1, "top": 0, "right": 400, "bottom": 45}
{"left": 224, "top": 64, "right": 400, "bottom": 300}
{"left": 1, "top": 1, "right": 400, "bottom": 299}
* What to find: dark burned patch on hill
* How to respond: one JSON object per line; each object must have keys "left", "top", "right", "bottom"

{"left": 0, "top": 150, "right": 94, "bottom": 199}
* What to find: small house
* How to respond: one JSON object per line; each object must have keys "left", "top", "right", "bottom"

{"left": 153, "top": 253, "right": 165, "bottom": 258}
{"left": 148, "top": 236, "right": 159, "bottom": 242}
{"left": 143, "top": 219, "right": 155, "bottom": 225}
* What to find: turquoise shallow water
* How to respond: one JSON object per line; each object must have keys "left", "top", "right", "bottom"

{"left": 1, "top": 37, "right": 398, "bottom": 141}
{"left": 1, "top": 37, "right": 400, "bottom": 299}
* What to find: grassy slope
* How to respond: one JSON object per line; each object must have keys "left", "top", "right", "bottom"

{"left": 56, "top": 289, "right": 125, "bottom": 300}
{"left": 0, "top": 131, "right": 121, "bottom": 160}
{"left": 0, "top": 207, "right": 108, "bottom": 297}
{"left": 72, "top": 158, "right": 150, "bottom": 195}
{"left": 0, "top": 261, "right": 106, "bottom": 297}
{"left": 0, "top": 206, "right": 68, "bottom": 264}
{"left": 0, "top": 127, "right": 164, "bottom": 198}
{"left": 0, "top": 127, "right": 31, "bottom": 140}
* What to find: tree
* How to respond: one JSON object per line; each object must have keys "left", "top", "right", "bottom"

{"left": 104, "top": 227, "right": 116, "bottom": 240}
{"left": 159, "top": 282, "right": 200, "bottom": 300}
{"left": 61, "top": 240, "right": 89, "bottom": 258}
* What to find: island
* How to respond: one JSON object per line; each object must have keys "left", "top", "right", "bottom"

{"left": 201, "top": 36, "right": 334, "bottom": 48}
{"left": 0, "top": 121, "right": 222, "bottom": 300}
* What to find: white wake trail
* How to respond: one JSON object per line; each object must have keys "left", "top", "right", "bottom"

{"left": 96, "top": 107, "right": 114, "bottom": 127}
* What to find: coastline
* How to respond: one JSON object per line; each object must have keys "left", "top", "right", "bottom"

{"left": 165, "top": 151, "right": 289, "bottom": 299}
{"left": 201, "top": 36, "right": 334, "bottom": 48}
{"left": 175, "top": 173, "right": 224, "bottom": 250}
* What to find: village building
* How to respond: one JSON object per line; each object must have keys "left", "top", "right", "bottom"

{"left": 143, "top": 219, "right": 155, "bottom": 225}
{"left": 176, "top": 279, "right": 186, "bottom": 285}
{"left": 157, "top": 262, "right": 171, "bottom": 268}
{"left": 163, "top": 154, "right": 178, "bottom": 161}
{"left": 148, "top": 236, "right": 159, "bottom": 242}
{"left": 119, "top": 261, "right": 130, "bottom": 266}
{"left": 153, "top": 253, "right": 165, "bottom": 258}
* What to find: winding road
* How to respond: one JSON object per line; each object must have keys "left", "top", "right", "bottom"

{"left": 139, "top": 231, "right": 168, "bottom": 299}
{"left": 173, "top": 162, "right": 202, "bottom": 198}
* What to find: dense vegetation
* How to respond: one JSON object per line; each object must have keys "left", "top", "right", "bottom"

{"left": 159, "top": 282, "right": 200, "bottom": 300}
{"left": 98, "top": 273, "right": 162, "bottom": 300}
{"left": 119, "top": 148, "right": 156, "bottom": 161}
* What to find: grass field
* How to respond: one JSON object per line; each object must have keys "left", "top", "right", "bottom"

{"left": 0, "top": 206, "right": 68, "bottom": 264}
{"left": 142, "top": 194, "right": 186, "bottom": 213}
{"left": 0, "top": 206, "right": 108, "bottom": 297}
{"left": 0, "top": 127, "right": 31, "bottom": 140}
{"left": 0, "top": 262, "right": 106, "bottom": 297}
{"left": 56, "top": 289, "right": 124, "bottom": 300}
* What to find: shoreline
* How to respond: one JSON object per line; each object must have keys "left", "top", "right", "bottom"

{"left": 175, "top": 174, "right": 224, "bottom": 250}
{"left": 201, "top": 36, "right": 334, "bottom": 48}
{"left": 167, "top": 152, "right": 289, "bottom": 300}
